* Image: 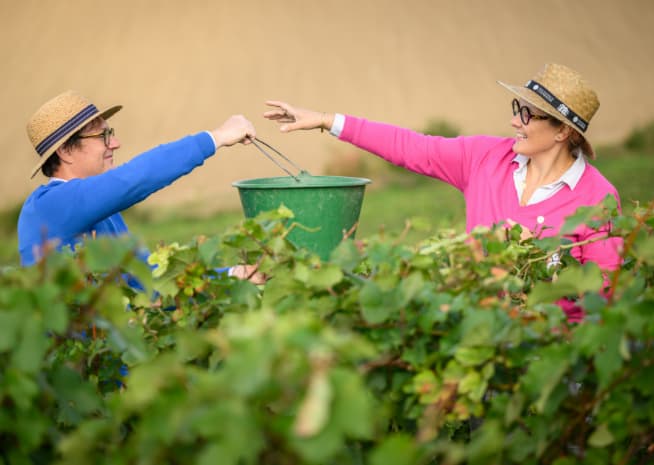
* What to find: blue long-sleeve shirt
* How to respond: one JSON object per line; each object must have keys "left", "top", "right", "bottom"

{"left": 18, "top": 132, "right": 216, "bottom": 266}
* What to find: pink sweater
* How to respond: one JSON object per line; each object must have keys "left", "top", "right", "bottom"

{"left": 341, "top": 116, "right": 622, "bottom": 318}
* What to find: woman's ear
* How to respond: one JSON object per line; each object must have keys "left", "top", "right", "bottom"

{"left": 555, "top": 125, "right": 572, "bottom": 142}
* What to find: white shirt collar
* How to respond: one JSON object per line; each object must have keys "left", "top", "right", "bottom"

{"left": 512, "top": 153, "right": 586, "bottom": 190}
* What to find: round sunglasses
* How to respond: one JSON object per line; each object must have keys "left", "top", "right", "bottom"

{"left": 512, "top": 99, "right": 550, "bottom": 125}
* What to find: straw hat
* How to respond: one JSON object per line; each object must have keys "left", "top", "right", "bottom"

{"left": 498, "top": 63, "right": 599, "bottom": 159}
{"left": 26, "top": 90, "right": 122, "bottom": 178}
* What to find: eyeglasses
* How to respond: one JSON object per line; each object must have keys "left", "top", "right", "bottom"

{"left": 512, "top": 99, "right": 550, "bottom": 125}
{"left": 77, "top": 127, "right": 115, "bottom": 147}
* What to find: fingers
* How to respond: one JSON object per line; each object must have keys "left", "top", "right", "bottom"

{"left": 265, "top": 100, "right": 292, "bottom": 111}
{"left": 212, "top": 115, "right": 256, "bottom": 148}
{"left": 263, "top": 101, "right": 297, "bottom": 126}
{"left": 264, "top": 101, "right": 291, "bottom": 117}
{"left": 230, "top": 264, "right": 269, "bottom": 284}
{"left": 504, "top": 219, "right": 533, "bottom": 241}
{"left": 264, "top": 100, "right": 327, "bottom": 133}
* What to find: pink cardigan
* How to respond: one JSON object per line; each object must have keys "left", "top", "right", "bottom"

{"left": 341, "top": 116, "right": 622, "bottom": 319}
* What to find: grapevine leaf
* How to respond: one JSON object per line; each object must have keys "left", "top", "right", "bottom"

{"left": 528, "top": 263, "right": 602, "bottom": 305}
{"left": 11, "top": 316, "right": 49, "bottom": 374}
{"left": 588, "top": 423, "right": 614, "bottom": 448}
{"left": 369, "top": 434, "right": 417, "bottom": 465}
{"left": 359, "top": 281, "right": 391, "bottom": 324}
{"left": 330, "top": 240, "right": 361, "bottom": 272}
{"left": 0, "top": 310, "right": 21, "bottom": 352}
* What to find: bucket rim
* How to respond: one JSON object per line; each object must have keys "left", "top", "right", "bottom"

{"left": 232, "top": 175, "right": 372, "bottom": 189}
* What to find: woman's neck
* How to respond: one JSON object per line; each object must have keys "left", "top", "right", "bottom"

{"left": 520, "top": 147, "right": 576, "bottom": 206}
{"left": 526, "top": 148, "right": 575, "bottom": 187}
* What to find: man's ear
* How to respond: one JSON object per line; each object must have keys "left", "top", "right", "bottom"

{"left": 55, "top": 145, "right": 73, "bottom": 164}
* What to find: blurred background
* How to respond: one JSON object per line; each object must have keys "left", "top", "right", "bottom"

{"left": 1, "top": 0, "right": 653, "bottom": 264}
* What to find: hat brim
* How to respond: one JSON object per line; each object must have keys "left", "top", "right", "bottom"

{"left": 497, "top": 80, "right": 595, "bottom": 159}
{"left": 29, "top": 104, "right": 122, "bottom": 179}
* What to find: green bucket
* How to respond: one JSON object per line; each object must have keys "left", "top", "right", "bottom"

{"left": 233, "top": 174, "right": 371, "bottom": 260}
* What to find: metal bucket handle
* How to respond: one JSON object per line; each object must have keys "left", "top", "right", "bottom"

{"left": 250, "top": 137, "right": 310, "bottom": 181}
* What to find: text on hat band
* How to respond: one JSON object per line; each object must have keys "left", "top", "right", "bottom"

{"left": 524, "top": 80, "right": 588, "bottom": 132}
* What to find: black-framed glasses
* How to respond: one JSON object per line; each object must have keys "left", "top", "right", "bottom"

{"left": 78, "top": 127, "right": 115, "bottom": 147}
{"left": 512, "top": 99, "right": 549, "bottom": 125}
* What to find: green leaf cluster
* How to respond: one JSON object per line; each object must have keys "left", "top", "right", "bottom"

{"left": 1, "top": 200, "right": 653, "bottom": 464}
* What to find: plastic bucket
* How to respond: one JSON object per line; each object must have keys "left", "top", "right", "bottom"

{"left": 233, "top": 175, "right": 371, "bottom": 260}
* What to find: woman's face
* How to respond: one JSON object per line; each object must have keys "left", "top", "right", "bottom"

{"left": 510, "top": 99, "right": 561, "bottom": 156}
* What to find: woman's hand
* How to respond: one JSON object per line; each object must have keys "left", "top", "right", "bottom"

{"left": 506, "top": 219, "right": 534, "bottom": 241}
{"left": 264, "top": 100, "right": 334, "bottom": 133}
{"left": 211, "top": 115, "right": 256, "bottom": 148}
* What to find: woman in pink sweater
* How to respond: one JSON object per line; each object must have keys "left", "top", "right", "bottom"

{"left": 264, "top": 64, "right": 622, "bottom": 321}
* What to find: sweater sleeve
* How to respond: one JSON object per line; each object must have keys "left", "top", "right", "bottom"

{"left": 339, "top": 115, "right": 503, "bottom": 192}
{"left": 28, "top": 132, "right": 216, "bottom": 238}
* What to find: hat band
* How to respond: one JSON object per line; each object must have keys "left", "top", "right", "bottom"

{"left": 35, "top": 104, "right": 99, "bottom": 156}
{"left": 525, "top": 80, "right": 588, "bottom": 132}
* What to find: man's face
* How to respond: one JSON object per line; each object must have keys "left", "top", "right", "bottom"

{"left": 67, "top": 118, "right": 120, "bottom": 178}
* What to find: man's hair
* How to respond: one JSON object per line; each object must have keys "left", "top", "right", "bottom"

{"left": 40, "top": 117, "right": 102, "bottom": 177}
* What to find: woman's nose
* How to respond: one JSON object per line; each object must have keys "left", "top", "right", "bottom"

{"left": 510, "top": 113, "right": 522, "bottom": 128}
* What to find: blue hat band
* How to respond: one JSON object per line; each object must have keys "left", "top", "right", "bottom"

{"left": 35, "top": 104, "right": 99, "bottom": 156}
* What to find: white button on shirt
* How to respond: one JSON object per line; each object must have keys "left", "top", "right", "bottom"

{"left": 512, "top": 153, "right": 586, "bottom": 205}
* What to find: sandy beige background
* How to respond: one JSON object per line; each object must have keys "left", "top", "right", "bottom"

{"left": 2, "top": 0, "right": 653, "bottom": 213}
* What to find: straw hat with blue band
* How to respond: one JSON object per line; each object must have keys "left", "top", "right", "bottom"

{"left": 497, "top": 63, "right": 599, "bottom": 159}
{"left": 26, "top": 90, "right": 122, "bottom": 178}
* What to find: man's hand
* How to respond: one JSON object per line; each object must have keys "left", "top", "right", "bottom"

{"left": 230, "top": 264, "right": 268, "bottom": 285}
{"left": 211, "top": 115, "right": 256, "bottom": 148}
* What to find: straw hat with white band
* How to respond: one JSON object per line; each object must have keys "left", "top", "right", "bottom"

{"left": 498, "top": 63, "right": 599, "bottom": 159}
{"left": 26, "top": 90, "right": 122, "bottom": 178}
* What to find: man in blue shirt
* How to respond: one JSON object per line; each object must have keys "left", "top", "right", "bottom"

{"left": 18, "top": 90, "right": 260, "bottom": 280}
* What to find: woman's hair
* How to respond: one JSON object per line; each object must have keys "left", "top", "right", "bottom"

{"left": 548, "top": 118, "right": 584, "bottom": 154}
{"left": 41, "top": 118, "right": 101, "bottom": 177}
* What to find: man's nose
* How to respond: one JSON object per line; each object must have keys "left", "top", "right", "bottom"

{"left": 108, "top": 134, "right": 121, "bottom": 149}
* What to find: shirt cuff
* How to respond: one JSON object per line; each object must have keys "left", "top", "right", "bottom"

{"left": 330, "top": 113, "right": 345, "bottom": 137}
{"left": 205, "top": 130, "right": 218, "bottom": 151}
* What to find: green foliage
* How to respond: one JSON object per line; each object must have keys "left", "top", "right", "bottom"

{"left": 1, "top": 199, "right": 654, "bottom": 464}
{"left": 422, "top": 119, "right": 460, "bottom": 138}
{"left": 624, "top": 120, "right": 654, "bottom": 153}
